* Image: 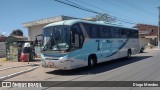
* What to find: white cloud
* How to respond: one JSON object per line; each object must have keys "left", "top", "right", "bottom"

{"left": 0, "top": 30, "right": 7, "bottom": 36}
{"left": 2, "top": 32, "right": 6, "bottom": 35}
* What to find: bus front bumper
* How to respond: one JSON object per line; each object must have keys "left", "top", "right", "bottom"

{"left": 41, "top": 59, "right": 73, "bottom": 70}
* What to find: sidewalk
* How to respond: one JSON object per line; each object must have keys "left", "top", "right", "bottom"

{"left": 0, "top": 58, "right": 41, "bottom": 81}
{"left": 0, "top": 58, "right": 41, "bottom": 69}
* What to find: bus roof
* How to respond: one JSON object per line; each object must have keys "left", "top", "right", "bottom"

{"left": 44, "top": 19, "right": 138, "bottom": 30}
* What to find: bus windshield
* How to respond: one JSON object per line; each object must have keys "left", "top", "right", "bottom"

{"left": 43, "top": 25, "right": 70, "bottom": 51}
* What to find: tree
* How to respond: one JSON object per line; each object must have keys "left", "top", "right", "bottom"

{"left": 10, "top": 29, "right": 23, "bottom": 36}
{"left": 92, "top": 13, "right": 116, "bottom": 23}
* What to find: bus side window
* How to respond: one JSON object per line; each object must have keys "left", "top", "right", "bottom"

{"left": 127, "top": 30, "right": 131, "bottom": 38}
{"left": 120, "top": 29, "right": 127, "bottom": 38}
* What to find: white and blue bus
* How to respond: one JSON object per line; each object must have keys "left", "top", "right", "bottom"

{"left": 41, "top": 19, "right": 139, "bottom": 70}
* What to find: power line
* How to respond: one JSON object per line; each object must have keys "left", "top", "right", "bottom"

{"left": 75, "top": 0, "right": 140, "bottom": 24}
{"left": 54, "top": 0, "right": 100, "bottom": 14}
{"left": 65, "top": 0, "right": 94, "bottom": 11}
{"left": 75, "top": 0, "right": 112, "bottom": 14}
{"left": 102, "top": 0, "right": 156, "bottom": 20}
{"left": 54, "top": 0, "right": 144, "bottom": 25}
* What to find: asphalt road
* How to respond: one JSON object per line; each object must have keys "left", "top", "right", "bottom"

{"left": 3, "top": 49, "right": 160, "bottom": 90}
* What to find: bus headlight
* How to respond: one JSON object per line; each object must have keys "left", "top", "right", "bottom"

{"left": 59, "top": 55, "right": 68, "bottom": 61}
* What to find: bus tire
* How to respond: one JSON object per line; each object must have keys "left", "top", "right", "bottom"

{"left": 88, "top": 55, "right": 97, "bottom": 69}
{"left": 140, "top": 47, "right": 144, "bottom": 53}
{"left": 127, "top": 50, "right": 132, "bottom": 60}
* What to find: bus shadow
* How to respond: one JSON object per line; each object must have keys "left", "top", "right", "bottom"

{"left": 46, "top": 56, "right": 152, "bottom": 75}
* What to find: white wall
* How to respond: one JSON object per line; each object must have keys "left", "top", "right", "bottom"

{"left": 139, "top": 38, "right": 150, "bottom": 47}
{"left": 28, "top": 24, "right": 46, "bottom": 41}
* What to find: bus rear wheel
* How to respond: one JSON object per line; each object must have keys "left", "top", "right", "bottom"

{"left": 88, "top": 55, "right": 97, "bottom": 69}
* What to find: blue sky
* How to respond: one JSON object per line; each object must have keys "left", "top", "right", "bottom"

{"left": 0, "top": 0, "right": 159, "bottom": 36}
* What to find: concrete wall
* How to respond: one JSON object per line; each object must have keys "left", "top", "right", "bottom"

{"left": 28, "top": 24, "right": 46, "bottom": 41}
{"left": 139, "top": 38, "right": 150, "bottom": 47}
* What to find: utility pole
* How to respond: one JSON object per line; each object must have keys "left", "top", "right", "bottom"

{"left": 158, "top": 6, "right": 160, "bottom": 50}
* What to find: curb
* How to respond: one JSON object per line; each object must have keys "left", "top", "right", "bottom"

{"left": 0, "top": 64, "right": 39, "bottom": 71}
{"left": 0, "top": 66, "right": 39, "bottom": 81}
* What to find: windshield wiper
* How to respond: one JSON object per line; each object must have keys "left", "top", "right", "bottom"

{"left": 43, "top": 34, "right": 61, "bottom": 51}
{"left": 43, "top": 35, "right": 52, "bottom": 51}
{"left": 52, "top": 31, "right": 61, "bottom": 51}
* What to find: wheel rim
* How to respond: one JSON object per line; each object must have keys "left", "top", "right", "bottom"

{"left": 90, "top": 59, "right": 94, "bottom": 67}
{"left": 128, "top": 52, "right": 131, "bottom": 59}
{"left": 129, "top": 53, "right": 131, "bottom": 58}
{"left": 88, "top": 57, "right": 95, "bottom": 68}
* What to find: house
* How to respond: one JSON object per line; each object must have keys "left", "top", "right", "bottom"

{"left": 0, "top": 35, "right": 6, "bottom": 42}
{"left": 134, "top": 24, "right": 158, "bottom": 48}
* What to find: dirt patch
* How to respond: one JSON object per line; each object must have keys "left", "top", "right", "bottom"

{"left": 0, "top": 58, "right": 6, "bottom": 62}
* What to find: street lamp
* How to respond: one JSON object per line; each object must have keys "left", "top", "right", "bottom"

{"left": 158, "top": 6, "right": 160, "bottom": 50}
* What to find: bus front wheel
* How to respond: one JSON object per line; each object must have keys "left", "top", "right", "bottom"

{"left": 88, "top": 55, "right": 97, "bottom": 69}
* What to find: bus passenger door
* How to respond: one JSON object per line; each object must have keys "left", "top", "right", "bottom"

{"left": 70, "top": 24, "right": 84, "bottom": 51}
{"left": 69, "top": 24, "right": 85, "bottom": 66}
